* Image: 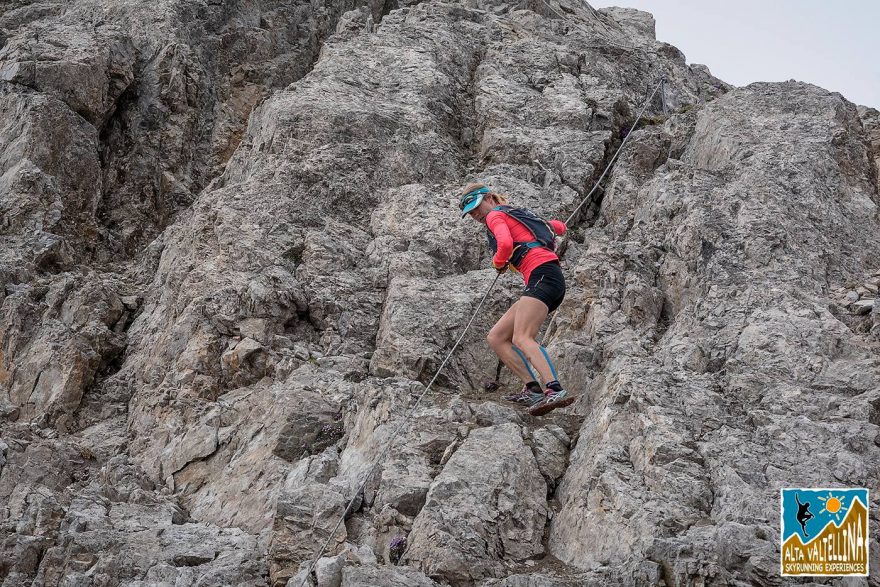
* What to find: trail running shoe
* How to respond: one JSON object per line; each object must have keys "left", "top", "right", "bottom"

{"left": 502, "top": 386, "right": 545, "bottom": 407}
{"left": 528, "top": 388, "right": 576, "bottom": 416}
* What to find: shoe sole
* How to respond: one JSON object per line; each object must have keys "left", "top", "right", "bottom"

{"left": 502, "top": 393, "right": 544, "bottom": 407}
{"left": 528, "top": 395, "right": 576, "bottom": 416}
{"left": 504, "top": 399, "right": 544, "bottom": 408}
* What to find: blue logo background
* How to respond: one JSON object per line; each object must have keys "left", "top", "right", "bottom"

{"left": 781, "top": 488, "right": 869, "bottom": 543}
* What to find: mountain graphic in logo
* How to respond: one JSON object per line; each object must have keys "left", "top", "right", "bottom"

{"left": 780, "top": 488, "right": 869, "bottom": 576}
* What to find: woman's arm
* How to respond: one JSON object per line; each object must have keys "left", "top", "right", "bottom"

{"left": 486, "top": 211, "right": 513, "bottom": 265}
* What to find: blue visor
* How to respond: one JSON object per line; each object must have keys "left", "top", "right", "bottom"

{"left": 460, "top": 187, "right": 490, "bottom": 218}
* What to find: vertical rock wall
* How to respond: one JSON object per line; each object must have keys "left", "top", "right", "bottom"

{"left": 2, "top": 1, "right": 878, "bottom": 586}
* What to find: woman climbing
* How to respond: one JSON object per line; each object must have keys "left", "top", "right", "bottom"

{"left": 459, "top": 183, "right": 575, "bottom": 416}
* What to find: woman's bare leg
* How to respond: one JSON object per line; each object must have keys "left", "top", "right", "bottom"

{"left": 510, "top": 297, "right": 555, "bottom": 385}
{"left": 487, "top": 304, "right": 536, "bottom": 384}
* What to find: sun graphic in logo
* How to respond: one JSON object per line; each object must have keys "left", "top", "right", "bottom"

{"left": 818, "top": 491, "right": 849, "bottom": 522}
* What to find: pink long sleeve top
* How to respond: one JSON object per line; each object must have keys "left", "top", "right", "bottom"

{"left": 486, "top": 211, "right": 567, "bottom": 283}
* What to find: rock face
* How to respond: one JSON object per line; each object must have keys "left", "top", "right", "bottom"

{"left": 2, "top": 1, "right": 879, "bottom": 586}
{"left": 549, "top": 81, "right": 880, "bottom": 583}
{"left": 405, "top": 423, "right": 547, "bottom": 583}
{"left": 861, "top": 105, "right": 880, "bottom": 180}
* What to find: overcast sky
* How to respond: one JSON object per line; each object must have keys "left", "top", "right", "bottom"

{"left": 590, "top": 0, "right": 880, "bottom": 109}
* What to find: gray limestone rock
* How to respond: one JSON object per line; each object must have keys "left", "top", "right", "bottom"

{"left": 2, "top": 0, "right": 879, "bottom": 586}
{"left": 0, "top": 431, "right": 264, "bottom": 586}
{"left": 530, "top": 424, "right": 570, "bottom": 490}
{"left": 405, "top": 423, "right": 547, "bottom": 584}
{"left": 1, "top": 277, "right": 126, "bottom": 428}
{"left": 548, "top": 81, "right": 880, "bottom": 582}
{"left": 333, "top": 377, "right": 460, "bottom": 523}
{"left": 371, "top": 272, "right": 519, "bottom": 387}
{"left": 270, "top": 483, "right": 348, "bottom": 585}
{"left": 473, "top": 400, "right": 524, "bottom": 426}
{"left": 315, "top": 553, "right": 347, "bottom": 587}
{"left": 480, "top": 575, "right": 593, "bottom": 587}
{"left": 340, "top": 564, "right": 440, "bottom": 587}
{"left": 859, "top": 105, "right": 880, "bottom": 175}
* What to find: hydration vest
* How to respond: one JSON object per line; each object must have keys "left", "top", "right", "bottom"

{"left": 485, "top": 205, "right": 557, "bottom": 269}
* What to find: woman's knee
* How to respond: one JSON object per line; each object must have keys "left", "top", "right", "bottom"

{"left": 487, "top": 328, "right": 508, "bottom": 349}
{"left": 511, "top": 333, "right": 535, "bottom": 351}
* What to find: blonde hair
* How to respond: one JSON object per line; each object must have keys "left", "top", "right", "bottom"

{"left": 461, "top": 182, "right": 509, "bottom": 206}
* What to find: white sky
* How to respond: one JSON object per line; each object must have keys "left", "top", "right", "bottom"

{"left": 591, "top": 0, "right": 880, "bottom": 109}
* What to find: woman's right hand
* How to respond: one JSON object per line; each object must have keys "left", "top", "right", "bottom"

{"left": 492, "top": 258, "right": 509, "bottom": 273}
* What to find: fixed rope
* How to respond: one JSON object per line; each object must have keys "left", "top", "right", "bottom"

{"left": 298, "top": 10, "right": 667, "bottom": 574}
{"left": 298, "top": 79, "right": 664, "bottom": 583}
{"left": 297, "top": 272, "right": 501, "bottom": 587}
{"left": 539, "top": 75, "right": 666, "bottom": 346}
{"left": 563, "top": 76, "right": 665, "bottom": 227}
{"left": 298, "top": 77, "right": 666, "bottom": 584}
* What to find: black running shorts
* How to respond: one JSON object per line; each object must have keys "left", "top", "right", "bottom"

{"left": 522, "top": 260, "right": 566, "bottom": 312}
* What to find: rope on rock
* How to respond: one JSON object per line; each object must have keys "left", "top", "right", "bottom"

{"left": 299, "top": 77, "right": 666, "bottom": 584}
{"left": 299, "top": 25, "right": 668, "bottom": 583}
{"left": 297, "top": 272, "right": 501, "bottom": 587}
{"left": 660, "top": 77, "right": 668, "bottom": 116}
{"left": 563, "top": 76, "right": 666, "bottom": 227}
{"left": 539, "top": 76, "right": 666, "bottom": 346}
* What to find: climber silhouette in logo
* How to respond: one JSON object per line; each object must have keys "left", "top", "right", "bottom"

{"left": 795, "top": 493, "right": 814, "bottom": 537}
